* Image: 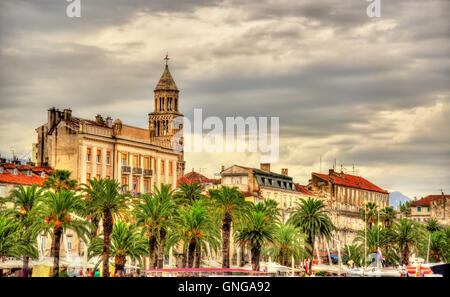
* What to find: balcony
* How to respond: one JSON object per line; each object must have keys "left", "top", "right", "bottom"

{"left": 121, "top": 166, "right": 131, "bottom": 174}
{"left": 143, "top": 169, "right": 153, "bottom": 176}
{"left": 132, "top": 168, "right": 143, "bottom": 175}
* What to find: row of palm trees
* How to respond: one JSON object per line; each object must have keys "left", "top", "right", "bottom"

{"left": 1, "top": 170, "right": 448, "bottom": 276}
{"left": 0, "top": 170, "right": 337, "bottom": 276}
{"left": 343, "top": 203, "right": 450, "bottom": 267}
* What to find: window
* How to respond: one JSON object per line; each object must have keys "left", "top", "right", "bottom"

{"left": 67, "top": 236, "right": 73, "bottom": 250}
{"left": 106, "top": 176, "right": 111, "bottom": 180}
{"left": 106, "top": 152, "right": 111, "bottom": 165}
{"left": 86, "top": 173, "right": 91, "bottom": 180}
{"left": 122, "top": 154, "right": 127, "bottom": 166}
{"left": 169, "top": 161, "right": 173, "bottom": 175}
{"left": 133, "top": 155, "right": 139, "bottom": 168}
{"left": 144, "top": 179, "right": 150, "bottom": 193}
{"left": 86, "top": 148, "right": 91, "bottom": 162}
{"left": 417, "top": 206, "right": 421, "bottom": 212}
{"left": 261, "top": 177, "right": 265, "bottom": 185}
{"left": 40, "top": 235, "right": 47, "bottom": 251}
{"left": 0, "top": 186, "right": 5, "bottom": 197}
{"left": 96, "top": 150, "right": 101, "bottom": 163}
{"left": 96, "top": 174, "right": 101, "bottom": 180}
{"left": 242, "top": 176, "right": 248, "bottom": 185}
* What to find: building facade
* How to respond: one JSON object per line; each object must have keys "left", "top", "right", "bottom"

{"left": 308, "top": 169, "right": 389, "bottom": 249}
{"left": 34, "top": 63, "right": 185, "bottom": 193}
{"left": 410, "top": 193, "right": 450, "bottom": 225}
{"left": 220, "top": 163, "right": 310, "bottom": 222}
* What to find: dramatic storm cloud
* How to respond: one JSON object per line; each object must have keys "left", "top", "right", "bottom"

{"left": 0, "top": 0, "right": 449, "bottom": 198}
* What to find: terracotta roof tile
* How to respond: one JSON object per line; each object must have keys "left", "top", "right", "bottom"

{"left": 411, "top": 195, "right": 450, "bottom": 206}
{"left": 313, "top": 172, "right": 388, "bottom": 194}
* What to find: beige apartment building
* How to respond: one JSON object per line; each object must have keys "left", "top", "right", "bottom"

{"left": 309, "top": 169, "right": 389, "bottom": 249}
{"left": 34, "top": 62, "right": 185, "bottom": 193}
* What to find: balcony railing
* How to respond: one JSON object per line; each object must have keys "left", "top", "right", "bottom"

{"left": 121, "top": 166, "right": 131, "bottom": 173}
{"left": 143, "top": 169, "right": 153, "bottom": 176}
{"left": 132, "top": 168, "right": 143, "bottom": 175}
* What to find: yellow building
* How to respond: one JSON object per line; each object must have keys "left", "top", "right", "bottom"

{"left": 34, "top": 61, "right": 185, "bottom": 192}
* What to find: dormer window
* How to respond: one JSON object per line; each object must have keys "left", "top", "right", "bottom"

{"left": 41, "top": 172, "right": 46, "bottom": 178}
{"left": 13, "top": 168, "right": 18, "bottom": 175}
{"left": 0, "top": 167, "right": 3, "bottom": 174}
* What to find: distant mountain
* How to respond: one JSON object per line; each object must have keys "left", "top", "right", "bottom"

{"left": 389, "top": 191, "right": 412, "bottom": 210}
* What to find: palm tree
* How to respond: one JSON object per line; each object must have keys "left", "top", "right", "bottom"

{"left": 380, "top": 206, "right": 396, "bottom": 227}
{"left": 399, "top": 201, "right": 411, "bottom": 217}
{"left": 175, "top": 182, "right": 205, "bottom": 205}
{"left": 354, "top": 226, "right": 399, "bottom": 267}
{"left": 88, "top": 220, "right": 148, "bottom": 275}
{"left": 208, "top": 186, "right": 248, "bottom": 268}
{"left": 0, "top": 214, "right": 38, "bottom": 263}
{"left": 134, "top": 184, "right": 174, "bottom": 269}
{"left": 235, "top": 207, "right": 277, "bottom": 271}
{"left": 82, "top": 178, "right": 131, "bottom": 277}
{"left": 42, "top": 170, "right": 78, "bottom": 192}
{"left": 394, "top": 219, "right": 423, "bottom": 266}
{"left": 153, "top": 184, "right": 177, "bottom": 269}
{"left": 425, "top": 219, "right": 442, "bottom": 233}
{"left": 343, "top": 244, "right": 364, "bottom": 267}
{"left": 7, "top": 185, "right": 45, "bottom": 277}
{"left": 267, "top": 224, "right": 308, "bottom": 266}
{"left": 287, "top": 198, "right": 335, "bottom": 272}
{"left": 167, "top": 200, "right": 220, "bottom": 268}
{"left": 41, "top": 190, "right": 90, "bottom": 276}
{"left": 360, "top": 202, "right": 378, "bottom": 228}
{"left": 428, "top": 231, "right": 448, "bottom": 263}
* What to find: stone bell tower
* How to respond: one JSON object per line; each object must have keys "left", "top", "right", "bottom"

{"left": 148, "top": 55, "right": 185, "bottom": 176}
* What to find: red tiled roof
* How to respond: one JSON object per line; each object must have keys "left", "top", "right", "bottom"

{"left": 411, "top": 195, "right": 450, "bottom": 207}
{"left": 3, "top": 164, "right": 16, "bottom": 169}
{"left": 313, "top": 172, "right": 388, "bottom": 194}
{"left": 295, "top": 183, "right": 314, "bottom": 196}
{"left": 0, "top": 170, "right": 47, "bottom": 186}
{"left": 176, "top": 171, "right": 219, "bottom": 186}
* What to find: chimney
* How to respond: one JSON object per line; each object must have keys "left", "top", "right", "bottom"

{"left": 281, "top": 168, "right": 288, "bottom": 176}
{"left": 106, "top": 117, "right": 113, "bottom": 128}
{"left": 329, "top": 169, "right": 335, "bottom": 176}
{"left": 95, "top": 114, "right": 104, "bottom": 125}
{"left": 63, "top": 108, "right": 72, "bottom": 121}
{"left": 12, "top": 159, "right": 21, "bottom": 166}
{"left": 340, "top": 171, "right": 345, "bottom": 178}
{"left": 221, "top": 165, "right": 225, "bottom": 172}
{"left": 260, "top": 163, "right": 271, "bottom": 172}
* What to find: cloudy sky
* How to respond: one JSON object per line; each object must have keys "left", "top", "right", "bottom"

{"left": 0, "top": 0, "right": 449, "bottom": 198}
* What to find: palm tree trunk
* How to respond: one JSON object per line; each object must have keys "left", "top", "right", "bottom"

{"left": 402, "top": 245, "right": 410, "bottom": 266}
{"left": 157, "top": 228, "right": 167, "bottom": 269}
{"left": 188, "top": 240, "right": 196, "bottom": 268}
{"left": 22, "top": 255, "right": 30, "bottom": 277}
{"left": 91, "top": 217, "right": 100, "bottom": 238}
{"left": 195, "top": 244, "right": 201, "bottom": 268}
{"left": 306, "top": 237, "right": 314, "bottom": 273}
{"left": 148, "top": 229, "right": 158, "bottom": 269}
{"left": 221, "top": 214, "right": 232, "bottom": 268}
{"left": 114, "top": 255, "right": 126, "bottom": 276}
{"left": 51, "top": 226, "right": 63, "bottom": 277}
{"left": 102, "top": 210, "right": 113, "bottom": 277}
{"left": 239, "top": 247, "right": 245, "bottom": 267}
{"left": 251, "top": 245, "right": 261, "bottom": 271}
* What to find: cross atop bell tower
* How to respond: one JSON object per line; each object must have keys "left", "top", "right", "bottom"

{"left": 164, "top": 53, "right": 170, "bottom": 66}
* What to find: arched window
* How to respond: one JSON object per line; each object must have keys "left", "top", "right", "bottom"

{"left": 160, "top": 97, "right": 165, "bottom": 111}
